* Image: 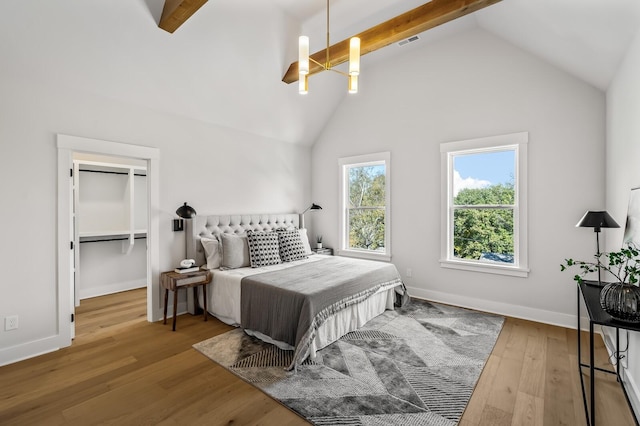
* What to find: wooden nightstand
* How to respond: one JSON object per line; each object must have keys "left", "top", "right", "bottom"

{"left": 312, "top": 247, "right": 333, "bottom": 255}
{"left": 160, "top": 269, "right": 211, "bottom": 331}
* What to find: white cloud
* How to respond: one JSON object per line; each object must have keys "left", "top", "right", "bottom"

{"left": 453, "top": 170, "right": 491, "bottom": 197}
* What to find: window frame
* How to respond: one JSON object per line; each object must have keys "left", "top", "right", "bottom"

{"left": 338, "top": 152, "right": 391, "bottom": 261}
{"left": 440, "top": 132, "right": 529, "bottom": 277}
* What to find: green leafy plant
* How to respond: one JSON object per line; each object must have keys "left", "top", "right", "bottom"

{"left": 561, "top": 243, "right": 640, "bottom": 284}
{"left": 316, "top": 234, "right": 323, "bottom": 244}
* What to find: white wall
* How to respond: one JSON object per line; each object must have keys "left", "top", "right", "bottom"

{"left": 312, "top": 28, "right": 606, "bottom": 327}
{"left": 606, "top": 28, "right": 640, "bottom": 418}
{"left": 0, "top": 71, "right": 310, "bottom": 365}
{"left": 78, "top": 240, "right": 147, "bottom": 299}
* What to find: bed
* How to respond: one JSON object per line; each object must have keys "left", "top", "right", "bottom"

{"left": 186, "top": 213, "right": 406, "bottom": 369}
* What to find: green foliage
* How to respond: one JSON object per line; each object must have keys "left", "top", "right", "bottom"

{"left": 561, "top": 243, "right": 640, "bottom": 284}
{"left": 455, "top": 183, "right": 514, "bottom": 205}
{"left": 348, "top": 165, "right": 385, "bottom": 251}
{"left": 349, "top": 166, "right": 385, "bottom": 207}
{"left": 349, "top": 209, "right": 385, "bottom": 250}
{"left": 453, "top": 184, "right": 515, "bottom": 262}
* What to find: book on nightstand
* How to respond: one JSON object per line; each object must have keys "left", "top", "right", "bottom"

{"left": 174, "top": 266, "right": 200, "bottom": 274}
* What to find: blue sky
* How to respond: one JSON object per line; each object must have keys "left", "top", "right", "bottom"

{"left": 454, "top": 150, "right": 514, "bottom": 195}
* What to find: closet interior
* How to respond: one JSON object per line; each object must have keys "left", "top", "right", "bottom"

{"left": 73, "top": 153, "right": 148, "bottom": 305}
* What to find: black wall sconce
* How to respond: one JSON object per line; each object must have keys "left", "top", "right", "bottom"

{"left": 173, "top": 202, "right": 197, "bottom": 232}
{"left": 300, "top": 203, "right": 322, "bottom": 229}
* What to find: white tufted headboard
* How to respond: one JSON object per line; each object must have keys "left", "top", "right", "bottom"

{"left": 186, "top": 213, "right": 300, "bottom": 267}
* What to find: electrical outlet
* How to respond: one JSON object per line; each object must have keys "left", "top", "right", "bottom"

{"left": 406, "top": 268, "right": 412, "bottom": 278}
{"left": 5, "top": 315, "right": 18, "bottom": 331}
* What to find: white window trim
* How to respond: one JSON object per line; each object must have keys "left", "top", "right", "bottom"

{"left": 338, "top": 152, "right": 391, "bottom": 262}
{"left": 440, "top": 132, "right": 529, "bottom": 277}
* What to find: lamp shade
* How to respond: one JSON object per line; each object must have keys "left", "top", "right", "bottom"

{"left": 349, "top": 37, "right": 360, "bottom": 76}
{"left": 298, "top": 36, "right": 309, "bottom": 75}
{"left": 303, "top": 203, "right": 322, "bottom": 213}
{"left": 576, "top": 210, "right": 620, "bottom": 231}
{"left": 176, "top": 202, "right": 196, "bottom": 219}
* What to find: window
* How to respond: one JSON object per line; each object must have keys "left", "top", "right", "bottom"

{"left": 440, "top": 132, "right": 528, "bottom": 277}
{"left": 338, "top": 152, "right": 391, "bottom": 261}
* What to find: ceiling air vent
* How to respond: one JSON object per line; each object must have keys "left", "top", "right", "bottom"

{"left": 398, "top": 35, "right": 420, "bottom": 47}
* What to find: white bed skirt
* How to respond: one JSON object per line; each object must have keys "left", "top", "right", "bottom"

{"left": 197, "top": 256, "right": 399, "bottom": 362}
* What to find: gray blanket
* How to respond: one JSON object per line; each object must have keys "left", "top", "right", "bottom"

{"left": 240, "top": 256, "right": 404, "bottom": 369}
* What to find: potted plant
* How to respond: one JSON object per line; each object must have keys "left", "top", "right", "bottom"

{"left": 561, "top": 243, "right": 640, "bottom": 322}
{"left": 316, "top": 235, "right": 323, "bottom": 249}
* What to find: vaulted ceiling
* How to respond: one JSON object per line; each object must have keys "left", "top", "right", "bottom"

{"left": 1, "top": 0, "right": 639, "bottom": 146}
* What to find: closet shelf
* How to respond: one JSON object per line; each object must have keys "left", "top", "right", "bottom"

{"left": 79, "top": 230, "right": 147, "bottom": 240}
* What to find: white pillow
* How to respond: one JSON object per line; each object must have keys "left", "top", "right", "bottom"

{"left": 298, "top": 228, "right": 313, "bottom": 255}
{"left": 201, "top": 236, "right": 221, "bottom": 270}
{"left": 220, "top": 233, "right": 250, "bottom": 269}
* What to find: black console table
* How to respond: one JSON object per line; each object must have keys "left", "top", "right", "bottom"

{"left": 577, "top": 282, "right": 640, "bottom": 426}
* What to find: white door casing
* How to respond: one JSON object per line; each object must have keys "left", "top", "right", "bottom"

{"left": 56, "top": 134, "right": 160, "bottom": 351}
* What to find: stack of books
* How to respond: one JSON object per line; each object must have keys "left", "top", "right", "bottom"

{"left": 174, "top": 266, "right": 200, "bottom": 274}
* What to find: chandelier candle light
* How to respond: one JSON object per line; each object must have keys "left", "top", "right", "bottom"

{"left": 298, "top": 0, "right": 360, "bottom": 94}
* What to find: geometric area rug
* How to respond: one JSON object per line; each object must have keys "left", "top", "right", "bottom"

{"left": 193, "top": 298, "right": 504, "bottom": 426}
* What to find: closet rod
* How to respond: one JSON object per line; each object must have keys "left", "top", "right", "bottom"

{"left": 79, "top": 169, "right": 146, "bottom": 177}
{"left": 80, "top": 236, "right": 147, "bottom": 244}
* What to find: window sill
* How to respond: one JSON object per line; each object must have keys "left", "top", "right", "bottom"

{"left": 439, "top": 259, "right": 529, "bottom": 278}
{"left": 338, "top": 249, "right": 391, "bottom": 262}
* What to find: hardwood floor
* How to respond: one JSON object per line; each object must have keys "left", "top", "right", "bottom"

{"left": 0, "top": 289, "right": 636, "bottom": 425}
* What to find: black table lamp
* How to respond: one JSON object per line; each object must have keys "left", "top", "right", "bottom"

{"left": 576, "top": 210, "right": 620, "bottom": 283}
{"left": 300, "top": 203, "right": 322, "bottom": 229}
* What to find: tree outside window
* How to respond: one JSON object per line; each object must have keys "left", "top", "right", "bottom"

{"left": 348, "top": 165, "right": 385, "bottom": 251}
{"left": 339, "top": 152, "right": 391, "bottom": 261}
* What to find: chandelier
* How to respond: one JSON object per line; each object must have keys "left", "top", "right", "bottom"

{"left": 298, "top": 0, "right": 360, "bottom": 94}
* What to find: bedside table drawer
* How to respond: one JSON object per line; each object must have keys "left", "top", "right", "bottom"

{"left": 174, "top": 275, "right": 209, "bottom": 287}
{"left": 160, "top": 270, "right": 211, "bottom": 291}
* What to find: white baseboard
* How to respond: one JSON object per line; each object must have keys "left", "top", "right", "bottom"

{"left": 406, "top": 286, "right": 585, "bottom": 330}
{"left": 0, "top": 335, "right": 64, "bottom": 367}
{"left": 623, "top": 367, "right": 640, "bottom": 421}
{"left": 79, "top": 279, "right": 146, "bottom": 300}
{"left": 162, "top": 301, "right": 189, "bottom": 319}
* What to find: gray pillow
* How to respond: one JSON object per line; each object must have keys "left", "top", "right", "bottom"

{"left": 220, "top": 233, "right": 250, "bottom": 269}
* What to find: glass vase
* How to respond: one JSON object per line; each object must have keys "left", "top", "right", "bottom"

{"left": 599, "top": 282, "right": 640, "bottom": 323}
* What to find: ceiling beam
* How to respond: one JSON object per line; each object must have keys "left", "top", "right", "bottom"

{"left": 282, "top": 0, "right": 502, "bottom": 83}
{"left": 159, "top": 0, "right": 208, "bottom": 34}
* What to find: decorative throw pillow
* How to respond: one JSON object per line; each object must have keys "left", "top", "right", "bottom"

{"left": 298, "top": 228, "right": 313, "bottom": 255}
{"left": 220, "top": 233, "right": 251, "bottom": 269}
{"left": 246, "top": 230, "right": 282, "bottom": 268}
{"left": 278, "top": 229, "right": 308, "bottom": 262}
{"left": 201, "top": 236, "right": 222, "bottom": 270}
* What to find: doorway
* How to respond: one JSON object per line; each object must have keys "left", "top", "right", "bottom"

{"left": 57, "top": 134, "right": 160, "bottom": 350}
{"left": 73, "top": 153, "right": 148, "bottom": 337}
